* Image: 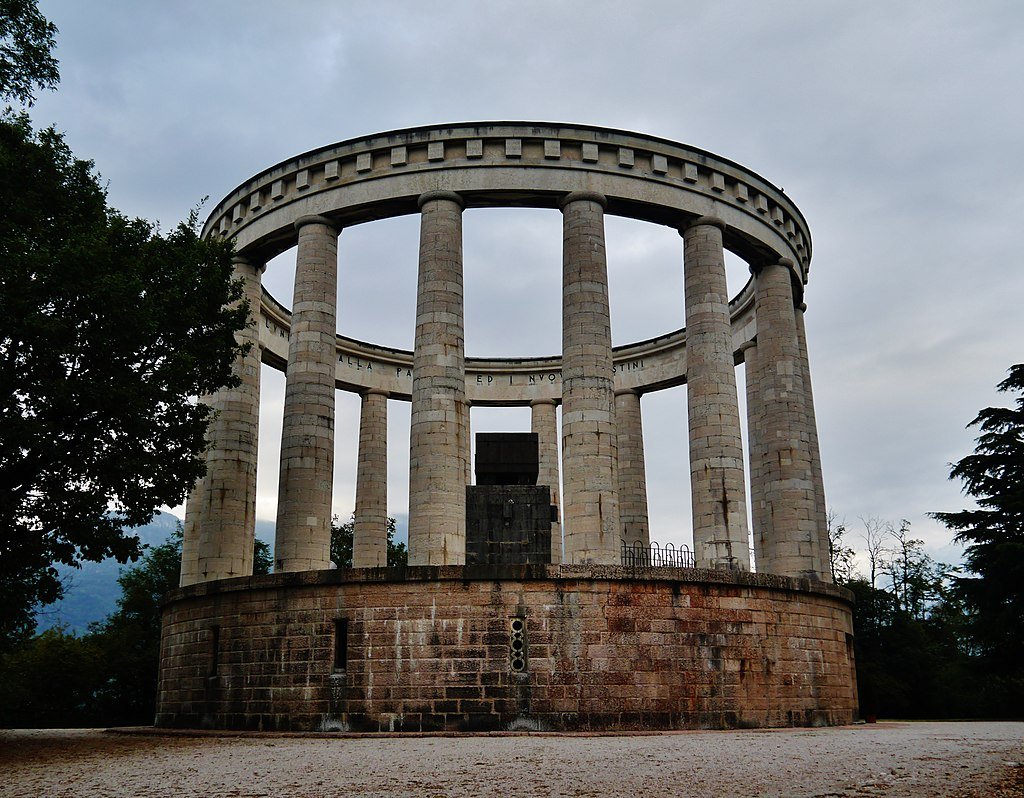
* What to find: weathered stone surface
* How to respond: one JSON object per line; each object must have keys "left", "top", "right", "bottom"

{"left": 352, "top": 390, "right": 388, "bottom": 568}
{"left": 682, "top": 218, "right": 750, "bottom": 571}
{"left": 204, "top": 124, "right": 809, "bottom": 279}
{"left": 157, "top": 568, "right": 857, "bottom": 732}
{"left": 615, "top": 389, "right": 649, "bottom": 548}
{"left": 181, "top": 256, "right": 263, "bottom": 586}
{"left": 531, "top": 399, "right": 562, "bottom": 565}
{"left": 560, "top": 192, "right": 620, "bottom": 565}
{"left": 465, "top": 485, "right": 553, "bottom": 566}
{"left": 749, "top": 260, "right": 821, "bottom": 579}
{"left": 274, "top": 217, "right": 338, "bottom": 573}
{"left": 408, "top": 192, "right": 468, "bottom": 566}
{"left": 797, "top": 305, "right": 832, "bottom": 582}
{"left": 741, "top": 340, "right": 768, "bottom": 571}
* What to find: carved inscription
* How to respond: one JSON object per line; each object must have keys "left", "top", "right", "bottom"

{"left": 612, "top": 359, "right": 645, "bottom": 374}
{"left": 338, "top": 354, "right": 373, "bottom": 371}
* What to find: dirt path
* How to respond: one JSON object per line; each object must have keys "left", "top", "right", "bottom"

{"left": 1, "top": 722, "right": 1022, "bottom": 797}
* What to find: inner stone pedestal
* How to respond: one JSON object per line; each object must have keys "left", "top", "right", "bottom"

{"left": 466, "top": 433, "right": 555, "bottom": 566}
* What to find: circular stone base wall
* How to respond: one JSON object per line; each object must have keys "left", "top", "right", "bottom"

{"left": 156, "top": 566, "right": 857, "bottom": 732}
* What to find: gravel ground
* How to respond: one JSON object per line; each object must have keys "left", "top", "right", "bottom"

{"left": 1, "top": 722, "right": 1022, "bottom": 797}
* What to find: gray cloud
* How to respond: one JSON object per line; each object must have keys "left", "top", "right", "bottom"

{"left": 32, "top": 0, "right": 1024, "bottom": 565}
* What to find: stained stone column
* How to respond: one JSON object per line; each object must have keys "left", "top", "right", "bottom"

{"left": 751, "top": 258, "right": 818, "bottom": 579}
{"left": 180, "top": 255, "right": 264, "bottom": 586}
{"left": 531, "top": 398, "right": 562, "bottom": 564}
{"left": 796, "top": 304, "right": 832, "bottom": 582}
{"left": 461, "top": 399, "right": 473, "bottom": 487}
{"left": 681, "top": 217, "right": 750, "bottom": 570}
{"left": 352, "top": 389, "right": 388, "bottom": 568}
{"left": 274, "top": 216, "right": 338, "bottom": 572}
{"left": 559, "top": 191, "right": 620, "bottom": 565}
{"left": 615, "top": 389, "right": 649, "bottom": 549}
{"left": 408, "top": 191, "right": 468, "bottom": 566}
{"left": 740, "top": 340, "right": 768, "bottom": 571}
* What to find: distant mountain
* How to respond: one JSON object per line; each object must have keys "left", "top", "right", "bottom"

{"left": 34, "top": 512, "right": 184, "bottom": 635}
{"left": 34, "top": 512, "right": 409, "bottom": 636}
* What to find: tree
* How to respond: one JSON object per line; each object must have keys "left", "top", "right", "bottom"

{"left": 932, "top": 364, "right": 1024, "bottom": 676}
{"left": 330, "top": 515, "right": 408, "bottom": 568}
{"left": 860, "top": 516, "right": 890, "bottom": 592}
{"left": 0, "top": 114, "right": 247, "bottom": 647}
{"left": 827, "top": 509, "right": 855, "bottom": 584}
{"left": 87, "top": 526, "right": 270, "bottom": 724}
{"left": 0, "top": 624, "right": 104, "bottom": 727}
{"left": 0, "top": 527, "right": 272, "bottom": 726}
{"left": 87, "top": 528, "right": 188, "bottom": 723}
{"left": 880, "top": 520, "right": 953, "bottom": 621}
{"left": 0, "top": 0, "right": 59, "bottom": 106}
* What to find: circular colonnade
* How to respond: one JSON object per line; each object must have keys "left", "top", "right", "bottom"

{"left": 160, "top": 123, "right": 856, "bottom": 732}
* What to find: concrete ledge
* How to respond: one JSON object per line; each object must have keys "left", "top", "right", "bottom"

{"left": 165, "top": 564, "right": 854, "bottom": 606}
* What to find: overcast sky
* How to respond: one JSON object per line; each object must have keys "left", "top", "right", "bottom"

{"left": 31, "top": 0, "right": 1024, "bottom": 569}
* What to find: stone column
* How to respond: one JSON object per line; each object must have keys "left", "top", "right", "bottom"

{"left": 352, "top": 389, "right": 388, "bottom": 568}
{"left": 750, "top": 258, "right": 818, "bottom": 579}
{"left": 559, "top": 191, "right": 620, "bottom": 565}
{"left": 180, "top": 255, "right": 264, "bottom": 586}
{"left": 461, "top": 399, "right": 473, "bottom": 487}
{"left": 408, "top": 191, "right": 468, "bottom": 566}
{"left": 681, "top": 217, "right": 750, "bottom": 570}
{"left": 180, "top": 481, "right": 203, "bottom": 586}
{"left": 531, "top": 398, "right": 562, "bottom": 564}
{"left": 741, "top": 340, "right": 767, "bottom": 571}
{"left": 274, "top": 216, "right": 338, "bottom": 572}
{"left": 615, "top": 389, "right": 650, "bottom": 549}
{"left": 796, "top": 304, "right": 832, "bottom": 582}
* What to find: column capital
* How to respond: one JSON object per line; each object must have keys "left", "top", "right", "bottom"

{"left": 231, "top": 254, "right": 267, "bottom": 274}
{"left": 417, "top": 190, "right": 464, "bottom": 209}
{"left": 679, "top": 214, "right": 726, "bottom": 234}
{"left": 559, "top": 191, "right": 607, "bottom": 210}
{"left": 752, "top": 256, "right": 797, "bottom": 277}
{"left": 737, "top": 340, "right": 757, "bottom": 354}
{"left": 614, "top": 388, "right": 640, "bottom": 398}
{"left": 362, "top": 388, "right": 390, "bottom": 399}
{"left": 530, "top": 398, "right": 558, "bottom": 407}
{"left": 798, "top": 302, "right": 808, "bottom": 313}
{"left": 293, "top": 214, "right": 337, "bottom": 232}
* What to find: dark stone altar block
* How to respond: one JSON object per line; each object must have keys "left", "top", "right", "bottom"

{"left": 475, "top": 432, "right": 539, "bottom": 486}
{"left": 465, "top": 485, "right": 553, "bottom": 565}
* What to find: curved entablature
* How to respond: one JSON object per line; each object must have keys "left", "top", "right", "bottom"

{"left": 203, "top": 122, "right": 811, "bottom": 285}
{"left": 258, "top": 275, "right": 758, "bottom": 405}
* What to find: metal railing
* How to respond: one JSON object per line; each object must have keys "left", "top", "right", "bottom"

{"left": 620, "top": 540, "right": 695, "bottom": 569}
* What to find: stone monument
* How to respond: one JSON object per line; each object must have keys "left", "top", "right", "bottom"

{"left": 158, "top": 122, "right": 857, "bottom": 732}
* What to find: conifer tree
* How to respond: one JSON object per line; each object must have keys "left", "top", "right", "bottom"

{"left": 932, "top": 365, "right": 1024, "bottom": 672}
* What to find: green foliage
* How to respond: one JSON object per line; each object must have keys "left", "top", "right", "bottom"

{"left": 0, "top": 625, "right": 105, "bottom": 727}
{"left": 0, "top": 114, "right": 246, "bottom": 647}
{"left": 932, "top": 364, "right": 1024, "bottom": 676}
{"left": 0, "top": 528, "right": 181, "bottom": 726}
{"left": 848, "top": 508, "right": 1023, "bottom": 719}
{"left": 827, "top": 511, "right": 855, "bottom": 584}
{"left": 330, "top": 515, "right": 407, "bottom": 568}
{"left": 882, "top": 521, "right": 953, "bottom": 621}
{"left": 84, "top": 529, "right": 185, "bottom": 724}
{"left": 254, "top": 537, "right": 273, "bottom": 575}
{"left": 0, "top": 525, "right": 272, "bottom": 727}
{"left": 0, "top": 0, "right": 59, "bottom": 106}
